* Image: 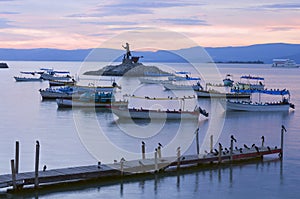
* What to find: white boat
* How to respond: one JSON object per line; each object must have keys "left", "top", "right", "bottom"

{"left": 49, "top": 79, "right": 76, "bottom": 87}
{"left": 39, "top": 86, "right": 79, "bottom": 99}
{"left": 163, "top": 81, "right": 202, "bottom": 90}
{"left": 112, "top": 95, "right": 209, "bottom": 120}
{"left": 272, "top": 59, "right": 299, "bottom": 68}
{"left": 139, "top": 78, "right": 170, "bottom": 84}
{"left": 40, "top": 84, "right": 119, "bottom": 100}
{"left": 56, "top": 92, "right": 128, "bottom": 108}
{"left": 195, "top": 89, "right": 251, "bottom": 99}
{"left": 14, "top": 76, "right": 42, "bottom": 82}
{"left": 233, "top": 75, "right": 265, "bottom": 90}
{"left": 14, "top": 71, "right": 43, "bottom": 82}
{"left": 224, "top": 89, "right": 295, "bottom": 112}
{"left": 40, "top": 68, "right": 73, "bottom": 81}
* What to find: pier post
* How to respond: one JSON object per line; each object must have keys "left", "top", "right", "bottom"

{"left": 10, "top": 159, "right": 17, "bottom": 190}
{"left": 196, "top": 128, "right": 200, "bottom": 156}
{"left": 210, "top": 135, "right": 213, "bottom": 153}
{"left": 154, "top": 150, "right": 158, "bottom": 172}
{"left": 230, "top": 139, "right": 233, "bottom": 161}
{"left": 177, "top": 147, "right": 181, "bottom": 170}
{"left": 120, "top": 160, "right": 124, "bottom": 175}
{"left": 142, "top": 142, "right": 145, "bottom": 160}
{"left": 280, "top": 125, "right": 287, "bottom": 159}
{"left": 157, "top": 146, "right": 162, "bottom": 159}
{"left": 15, "top": 141, "right": 19, "bottom": 174}
{"left": 218, "top": 143, "right": 222, "bottom": 163}
{"left": 34, "top": 141, "right": 40, "bottom": 188}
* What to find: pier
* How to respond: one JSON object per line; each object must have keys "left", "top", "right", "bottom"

{"left": 0, "top": 126, "right": 286, "bottom": 193}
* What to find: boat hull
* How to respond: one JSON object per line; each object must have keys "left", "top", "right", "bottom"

{"left": 163, "top": 83, "right": 201, "bottom": 90}
{"left": 56, "top": 98, "right": 128, "bottom": 108}
{"left": 195, "top": 90, "right": 250, "bottom": 98}
{"left": 225, "top": 101, "right": 291, "bottom": 112}
{"left": 14, "top": 77, "right": 43, "bottom": 82}
{"left": 112, "top": 108, "right": 199, "bottom": 120}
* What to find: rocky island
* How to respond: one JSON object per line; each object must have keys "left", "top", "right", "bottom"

{"left": 83, "top": 43, "right": 171, "bottom": 77}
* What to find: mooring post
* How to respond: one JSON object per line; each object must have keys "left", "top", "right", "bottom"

{"left": 142, "top": 141, "right": 145, "bottom": 160}
{"left": 35, "top": 141, "right": 40, "bottom": 189}
{"left": 280, "top": 125, "right": 287, "bottom": 159}
{"left": 230, "top": 139, "right": 233, "bottom": 161}
{"left": 154, "top": 150, "right": 158, "bottom": 172}
{"left": 210, "top": 135, "right": 213, "bottom": 153}
{"left": 157, "top": 146, "right": 162, "bottom": 159}
{"left": 230, "top": 135, "right": 236, "bottom": 161}
{"left": 261, "top": 136, "right": 265, "bottom": 148}
{"left": 15, "top": 141, "right": 19, "bottom": 174}
{"left": 177, "top": 147, "right": 181, "bottom": 170}
{"left": 10, "top": 159, "right": 17, "bottom": 190}
{"left": 120, "top": 160, "right": 124, "bottom": 175}
{"left": 218, "top": 143, "right": 222, "bottom": 163}
{"left": 196, "top": 128, "right": 200, "bottom": 156}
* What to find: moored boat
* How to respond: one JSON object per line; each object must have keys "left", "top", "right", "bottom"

{"left": 112, "top": 95, "right": 209, "bottom": 120}
{"left": 195, "top": 89, "right": 251, "bottom": 99}
{"left": 56, "top": 92, "right": 128, "bottom": 108}
{"left": 39, "top": 84, "right": 119, "bottom": 100}
{"left": 162, "top": 81, "right": 202, "bottom": 90}
{"left": 233, "top": 75, "right": 265, "bottom": 90}
{"left": 0, "top": 62, "right": 9, "bottom": 68}
{"left": 13, "top": 71, "right": 43, "bottom": 82}
{"left": 224, "top": 89, "right": 295, "bottom": 112}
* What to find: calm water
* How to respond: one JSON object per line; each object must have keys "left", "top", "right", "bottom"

{"left": 0, "top": 61, "right": 300, "bottom": 198}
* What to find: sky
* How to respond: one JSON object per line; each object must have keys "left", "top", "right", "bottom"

{"left": 0, "top": 0, "right": 299, "bottom": 49}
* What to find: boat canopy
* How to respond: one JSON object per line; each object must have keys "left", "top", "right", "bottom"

{"left": 40, "top": 68, "right": 70, "bottom": 74}
{"left": 240, "top": 75, "right": 264, "bottom": 80}
{"left": 231, "top": 88, "right": 290, "bottom": 95}
{"left": 175, "top": 71, "right": 191, "bottom": 75}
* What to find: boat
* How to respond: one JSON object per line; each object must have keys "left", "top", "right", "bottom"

{"left": 0, "top": 62, "right": 9, "bottom": 68}
{"left": 233, "top": 75, "right": 265, "bottom": 90}
{"left": 195, "top": 89, "right": 251, "bottom": 99}
{"left": 225, "top": 89, "right": 295, "bottom": 112}
{"left": 272, "top": 59, "right": 299, "bottom": 68}
{"left": 111, "top": 95, "right": 209, "bottom": 120}
{"left": 223, "top": 74, "right": 234, "bottom": 87}
{"left": 163, "top": 81, "right": 203, "bottom": 90}
{"left": 139, "top": 78, "right": 170, "bottom": 84}
{"left": 49, "top": 79, "right": 76, "bottom": 87}
{"left": 13, "top": 71, "right": 43, "bottom": 82}
{"left": 40, "top": 68, "right": 73, "bottom": 81}
{"left": 56, "top": 92, "right": 128, "bottom": 108}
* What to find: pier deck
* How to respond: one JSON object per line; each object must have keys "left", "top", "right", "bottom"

{"left": 0, "top": 146, "right": 281, "bottom": 191}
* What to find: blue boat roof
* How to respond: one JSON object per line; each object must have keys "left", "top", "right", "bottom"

{"left": 231, "top": 89, "right": 290, "bottom": 95}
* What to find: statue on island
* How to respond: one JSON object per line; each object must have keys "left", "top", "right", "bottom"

{"left": 122, "top": 42, "right": 141, "bottom": 64}
{"left": 122, "top": 42, "right": 131, "bottom": 59}
{"left": 83, "top": 43, "right": 171, "bottom": 76}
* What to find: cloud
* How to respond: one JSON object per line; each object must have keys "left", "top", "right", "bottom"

{"left": 158, "top": 18, "right": 210, "bottom": 26}
{"left": 0, "top": 18, "right": 13, "bottom": 28}
{"left": 81, "top": 21, "right": 138, "bottom": 26}
{"left": 260, "top": 3, "right": 300, "bottom": 10}
{"left": 0, "top": 11, "right": 19, "bottom": 14}
{"left": 67, "top": 0, "right": 201, "bottom": 18}
{"left": 267, "top": 26, "right": 297, "bottom": 32}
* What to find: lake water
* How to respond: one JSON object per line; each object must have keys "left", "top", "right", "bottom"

{"left": 0, "top": 61, "right": 300, "bottom": 198}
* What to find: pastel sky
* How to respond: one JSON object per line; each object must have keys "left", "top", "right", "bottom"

{"left": 0, "top": 0, "right": 299, "bottom": 49}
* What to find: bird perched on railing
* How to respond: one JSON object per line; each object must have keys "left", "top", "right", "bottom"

{"left": 231, "top": 135, "right": 237, "bottom": 142}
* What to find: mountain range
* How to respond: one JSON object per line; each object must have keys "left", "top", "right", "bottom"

{"left": 1, "top": 43, "right": 299, "bottom": 64}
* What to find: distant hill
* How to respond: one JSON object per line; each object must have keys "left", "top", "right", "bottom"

{"left": 0, "top": 43, "right": 300, "bottom": 63}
